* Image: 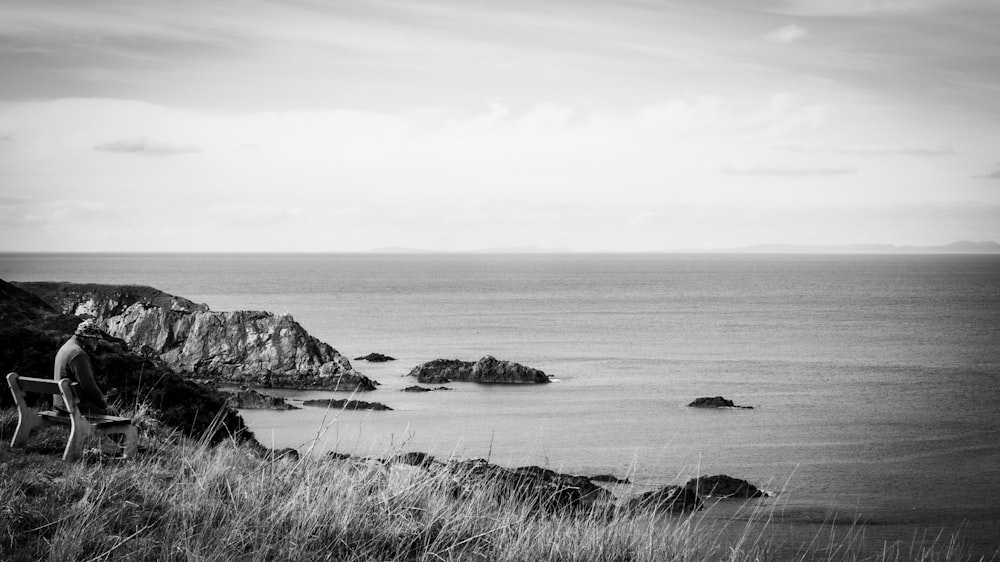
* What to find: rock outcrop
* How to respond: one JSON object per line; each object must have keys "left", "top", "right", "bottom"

{"left": 401, "top": 454, "right": 614, "bottom": 516}
{"left": 302, "top": 398, "right": 392, "bottom": 411}
{"left": 683, "top": 474, "right": 766, "bottom": 498}
{"left": 225, "top": 388, "right": 299, "bottom": 410}
{"left": 0, "top": 279, "right": 253, "bottom": 444}
{"left": 626, "top": 485, "right": 703, "bottom": 514}
{"left": 687, "top": 396, "right": 753, "bottom": 409}
{"left": 408, "top": 356, "right": 550, "bottom": 384}
{"left": 15, "top": 282, "right": 377, "bottom": 391}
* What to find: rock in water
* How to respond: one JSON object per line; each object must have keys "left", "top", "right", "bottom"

{"left": 472, "top": 356, "right": 550, "bottom": 383}
{"left": 408, "top": 355, "right": 550, "bottom": 384}
{"left": 302, "top": 398, "right": 392, "bottom": 411}
{"left": 354, "top": 352, "right": 396, "bottom": 362}
{"left": 408, "top": 359, "right": 473, "bottom": 384}
{"left": 15, "top": 282, "right": 377, "bottom": 391}
{"left": 687, "top": 396, "right": 753, "bottom": 409}
{"left": 683, "top": 475, "right": 766, "bottom": 498}
{"left": 402, "top": 385, "right": 451, "bottom": 392}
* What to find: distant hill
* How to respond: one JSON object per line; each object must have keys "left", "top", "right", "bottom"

{"left": 364, "top": 245, "right": 574, "bottom": 254}
{"left": 718, "top": 241, "right": 1000, "bottom": 254}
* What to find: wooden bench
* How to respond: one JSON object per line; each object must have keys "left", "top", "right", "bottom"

{"left": 6, "top": 372, "right": 138, "bottom": 461}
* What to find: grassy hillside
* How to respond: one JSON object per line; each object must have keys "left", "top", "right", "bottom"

{"left": 1, "top": 408, "right": 984, "bottom": 562}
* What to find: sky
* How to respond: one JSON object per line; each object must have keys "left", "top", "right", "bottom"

{"left": 1, "top": 0, "right": 999, "bottom": 252}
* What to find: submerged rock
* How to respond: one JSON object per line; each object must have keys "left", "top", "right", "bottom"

{"left": 302, "top": 398, "right": 392, "bottom": 411}
{"left": 683, "top": 474, "right": 766, "bottom": 498}
{"left": 402, "top": 385, "right": 452, "bottom": 392}
{"left": 687, "top": 396, "right": 753, "bottom": 409}
{"left": 16, "top": 282, "right": 378, "bottom": 391}
{"left": 408, "top": 355, "right": 550, "bottom": 384}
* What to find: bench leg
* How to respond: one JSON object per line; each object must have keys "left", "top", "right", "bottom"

{"left": 64, "top": 420, "right": 93, "bottom": 462}
{"left": 120, "top": 425, "right": 138, "bottom": 459}
{"left": 10, "top": 409, "right": 42, "bottom": 447}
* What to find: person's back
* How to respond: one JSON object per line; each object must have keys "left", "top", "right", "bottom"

{"left": 53, "top": 320, "right": 111, "bottom": 415}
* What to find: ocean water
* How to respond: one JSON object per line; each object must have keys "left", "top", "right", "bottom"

{"left": 3, "top": 253, "right": 999, "bottom": 555}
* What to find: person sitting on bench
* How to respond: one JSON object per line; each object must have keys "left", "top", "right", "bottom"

{"left": 54, "top": 319, "right": 115, "bottom": 416}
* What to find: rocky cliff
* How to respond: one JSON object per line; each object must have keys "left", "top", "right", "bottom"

{"left": 15, "top": 282, "right": 377, "bottom": 391}
{"left": 408, "top": 355, "right": 550, "bottom": 384}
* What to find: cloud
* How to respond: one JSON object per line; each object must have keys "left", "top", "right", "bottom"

{"left": 94, "top": 138, "right": 200, "bottom": 156}
{"left": 973, "top": 164, "right": 1000, "bottom": 179}
{"left": 783, "top": 144, "right": 956, "bottom": 156}
{"left": 0, "top": 133, "right": 12, "bottom": 141}
{"left": 764, "top": 24, "right": 807, "bottom": 44}
{"left": 771, "top": 0, "right": 945, "bottom": 16}
{"left": 196, "top": 204, "right": 306, "bottom": 226}
{"left": 721, "top": 165, "right": 857, "bottom": 177}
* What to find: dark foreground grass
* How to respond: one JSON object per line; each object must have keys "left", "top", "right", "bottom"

{"left": 1, "top": 408, "right": 995, "bottom": 562}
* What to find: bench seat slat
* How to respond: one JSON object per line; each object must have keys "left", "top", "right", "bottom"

{"left": 38, "top": 411, "right": 73, "bottom": 425}
{"left": 38, "top": 410, "right": 133, "bottom": 427}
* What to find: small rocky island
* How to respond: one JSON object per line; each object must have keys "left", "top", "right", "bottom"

{"left": 687, "top": 396, "right": 754, "bottom": 409}
{"left": 354, "top": 352, "right": 396, "bottom": 362}
{"left": 409, "top": 356, "right": 550, "bottom": 384}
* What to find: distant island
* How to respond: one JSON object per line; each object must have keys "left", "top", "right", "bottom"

{"left": 362, "top": 241, "right": 1000, "bottom": 254}
{"left": 713, "top": 241, "right": 1000, "bottom": 254}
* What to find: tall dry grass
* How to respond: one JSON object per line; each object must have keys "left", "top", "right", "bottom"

{"left": 0, "top": 408, "right": 993, "bottom": 562}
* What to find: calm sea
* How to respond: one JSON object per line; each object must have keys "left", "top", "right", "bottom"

{"left": 3, "top": 253, "right": 999, "bottom": 555}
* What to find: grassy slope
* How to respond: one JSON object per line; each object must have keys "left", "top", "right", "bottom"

{"left": 1, "top": 408, "right": 989, "bottom": 562}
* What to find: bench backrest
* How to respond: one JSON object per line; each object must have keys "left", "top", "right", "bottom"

{"left": 7, "top": 373, "right": 80, "bottom": 408}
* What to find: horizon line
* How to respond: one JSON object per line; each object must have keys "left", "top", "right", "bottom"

{"left": 2, "top": 241, "right": 999, "bottom": 256}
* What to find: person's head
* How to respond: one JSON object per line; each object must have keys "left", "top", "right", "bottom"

{"left": 73, "top": 319, "right": 103, "bottom": 349}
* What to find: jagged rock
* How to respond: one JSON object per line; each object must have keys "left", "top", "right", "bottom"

{"left": 402, "top": 385, "right": 451, "bottom": 392}
{"left": 408, "top": 355, "right": 550, "bottom": 384}
{"left": 15, "top": 282, "right": 378, "bottom": 391}
{"left": 354, "top": 352, "right": 396, "bottom": 362}
{"left": 407, "top": 359, "right": 471, "bottom": 384}
{"left": 627, "top": 485, "right": 703, "bottom": 514}
{"left": 225, "top": 388, "right": 299, "bottom": 410}
{"left": 301, "top": 398, "right": 392, "bottom": 411}
{"left": 687, "top": 396, "right": 753, "bottom": 409}
{"left": 683, "top": 474, "right": 766, "bottom": 498}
